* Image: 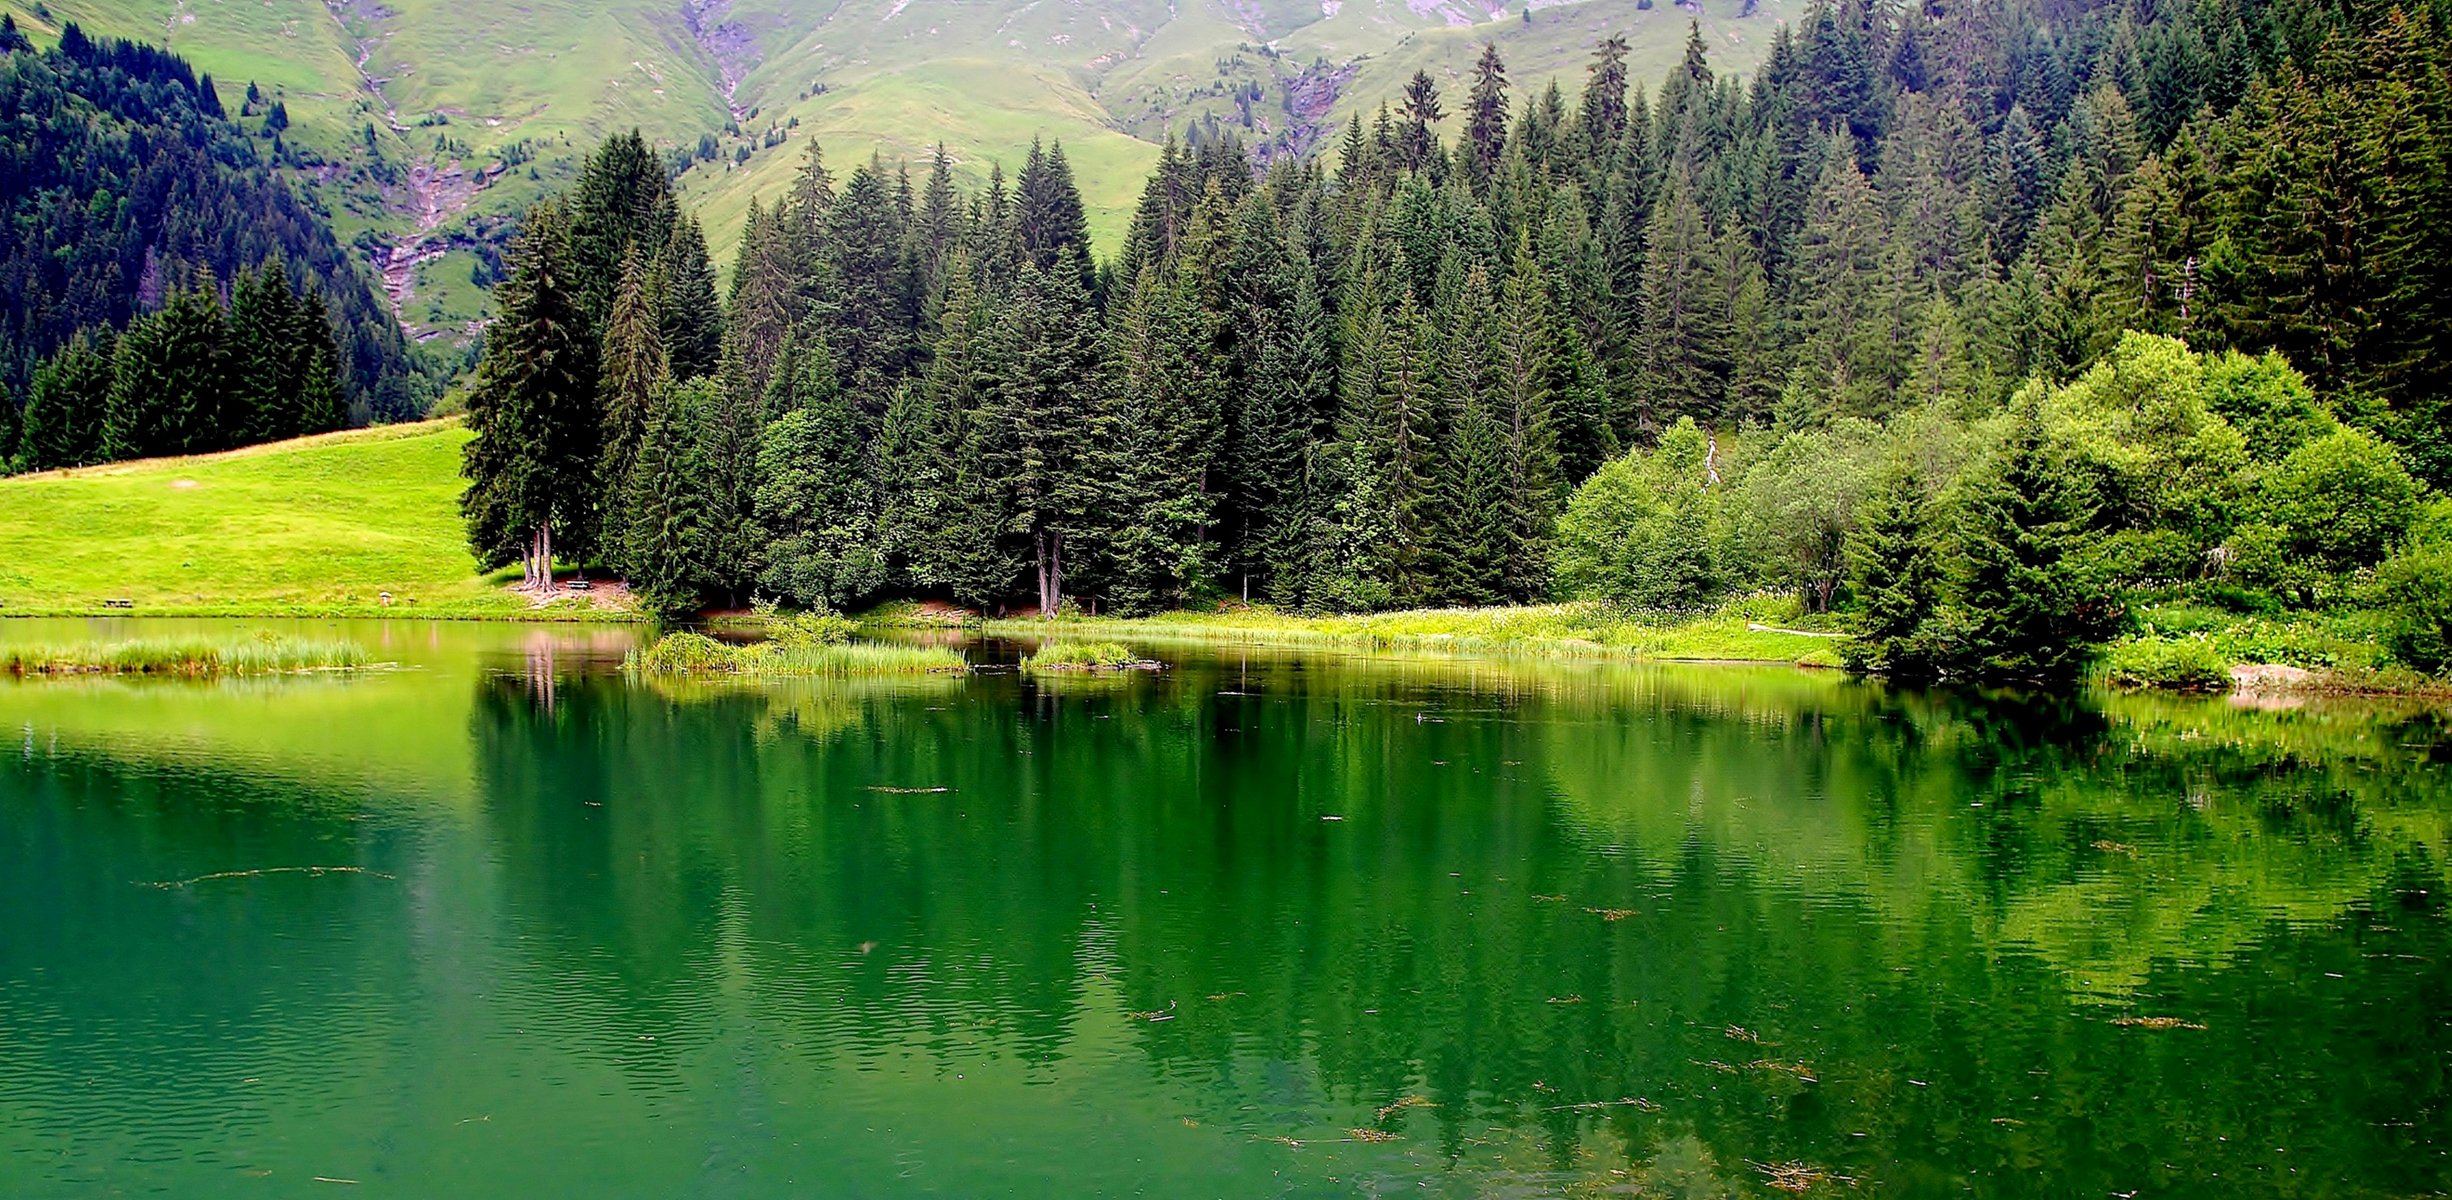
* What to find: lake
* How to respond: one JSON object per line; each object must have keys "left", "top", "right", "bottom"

{"left": 1, "top": 619, "right": 2446, "bottom": 1196}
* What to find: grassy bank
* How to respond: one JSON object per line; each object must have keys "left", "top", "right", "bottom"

{"left": 2106, "top": 602, "right": 2452, "bottom": 697}
{"left": 881, "top": 596, "right": 1857, "bottom": 667}
{"left": 0, "top": 421, "right": 630, "bottom": 621}
{"left": 2, "top": 633, "right": 374, "bottom": 677}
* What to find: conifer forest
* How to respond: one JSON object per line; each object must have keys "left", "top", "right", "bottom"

{"left": 8, "top": 0, "right": 2452, "bottom": 685}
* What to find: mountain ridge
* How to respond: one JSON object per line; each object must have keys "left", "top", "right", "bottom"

{"left": 14, "top": 0, "right": 1782, "bottom": 342}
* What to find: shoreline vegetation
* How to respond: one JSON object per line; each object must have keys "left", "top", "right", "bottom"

{"left": 625, "top": 616, "right": 966, "bottom": 677}
{"left": 0, "top": 633, "right": 375, "bottom": 677}
{"left": 1019, "top": 641, "right": 1163, "bottom": 673}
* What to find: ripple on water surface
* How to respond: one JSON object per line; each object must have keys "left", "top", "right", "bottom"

{"left": 1, "top": 628, "right": 2446, "bottom": 1196}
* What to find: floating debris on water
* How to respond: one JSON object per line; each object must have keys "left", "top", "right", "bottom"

{"left": 1746, "top": 1159, "right": 1855, "bottom": 1192}
{"left": 2111, "top": 1015, "right": 2207, "bottom": 1030}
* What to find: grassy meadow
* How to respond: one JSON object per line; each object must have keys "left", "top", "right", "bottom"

{"left": 0, "top": 420, "right": 580, "bottom": 619}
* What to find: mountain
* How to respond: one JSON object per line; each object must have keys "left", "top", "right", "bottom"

{"left": 12, "top": 0, "right": 1785, "bottom": 344}
{"left": 0, "top": 25, "right": 413, "bottom": 417}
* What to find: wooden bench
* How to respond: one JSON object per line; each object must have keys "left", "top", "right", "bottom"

{"left": 101, "top": 598, "right": 134, "bottom": 610}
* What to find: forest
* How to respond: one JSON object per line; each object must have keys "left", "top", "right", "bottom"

{"left": 0, "top": 20, "right": 410, "bottom": 458}
{"left": 460, "top": 0, "right": 2451, "bottom": 685}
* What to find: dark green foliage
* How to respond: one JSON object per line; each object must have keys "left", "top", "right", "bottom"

{"left": 1842, "top": 464, "right": 1944, "bottom": 678}
{"left": 0, "top": 30, "right": 406, "bottom": 420}
{"left": 494, "top": 0, "right": 2452, "bottom": 682}
{"left": 566, "top": 130, "right": 674, "bottom": 329}
{"left": 18, "top": 331, "right": 113, "bottom": 470}
{"left": 620, "top": 379, "right": 716, "bottom": 617}
{"left": 652, "top": 214, "right": 724, "bottom": 381}
{"left": 753, "top": 367, "right": 882, "bottom": 610}
{"left": 460, "top": 203, "right": 599, "bottom": 589}
{"left": 1944, "top": 396, "right": 2123, "bottom": 684}
{"left": 596, "top": 251, "right": 668, "bottom": 566}
{"left": 2377, "top": 541, "right": 2452, "bottom": 675}
{"left": 103, "top": 281, "right": 227, "bottom": 460}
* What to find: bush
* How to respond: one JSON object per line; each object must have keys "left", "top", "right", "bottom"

{"left": 769, "top": 611, "right": 857, "bottom": 646}
{"left": 2377, "top": 543, "right": 2452, "bottom": 674}
{"left": 2101, "top": 635, "right": 2233, "bottom": 691}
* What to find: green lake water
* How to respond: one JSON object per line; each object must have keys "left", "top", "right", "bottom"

{"left": 1, "top": 619, "right": 2446, "bottom": 1197}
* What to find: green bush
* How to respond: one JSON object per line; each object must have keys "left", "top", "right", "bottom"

{"left": 2377, "top": 543, "right": 2452, "bottom": 674}
{"left": 2101, "top": 635, "right": 2233, "bottom": 692}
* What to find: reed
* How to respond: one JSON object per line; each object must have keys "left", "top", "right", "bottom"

{"left": 625, "top": 631, "right": 966, "bottom": 677}
{"left": 1, "top": 633, "right": 374, "bottom": 677}
{"left": 1020, "top": 641, "right": 1147, "bottom": 671}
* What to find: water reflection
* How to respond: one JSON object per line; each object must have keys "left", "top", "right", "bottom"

{"left": 0, "top": 630, "right": 2445, "bottom": 1196}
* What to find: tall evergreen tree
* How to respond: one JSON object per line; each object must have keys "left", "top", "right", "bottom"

{"left": 461, "top": 203, "right": 600, "bottom": 591}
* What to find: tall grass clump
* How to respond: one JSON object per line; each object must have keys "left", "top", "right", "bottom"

{"left": 625, "top": 627, "right": 965, "bottom": 677}
{"left": 1021, "top": 641, "right": 1153, "bottom": 671}
{"left": 2100, "top": 635, "right": 2234, "bottom": 692}
{"left": 1, "top": 632, "right": 374, "bottom": 677}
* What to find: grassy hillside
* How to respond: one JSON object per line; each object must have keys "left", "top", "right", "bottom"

{"left": 0, "top": 421, "right": 578, "bottom": 618}
{"left": 27, "top": 0, "right": 1783, "bottom": 334}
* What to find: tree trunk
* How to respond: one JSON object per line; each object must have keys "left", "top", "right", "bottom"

{"left": 1034, "top": 530, "right": 1063, "bottom": 618}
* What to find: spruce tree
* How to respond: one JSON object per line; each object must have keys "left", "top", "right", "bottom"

{"left": 597, "top": 249, "right": 668, "bottom": 556}
{"left": 1842, "top": 462, "right": 1943, "bottom": 677}
{"left": 1016, "top": 140, "right": 1094, "bottom": 291}
{"left": 461, "top": 202, "right": 600, "bottom": 591}
{"left": 566, "top": 129, "right": 674, "bottom": 327}
{"left": 653, "top": 214, "right": 724, "bottom": 381}
{"left": 20, "top": 331, "right": 114, "bottom": 470}
{"left": 104, "top": 282, "right": 227, "bottom": 460}
{"left": 622, "top": 378, "right": 713, "bottom": 617}
{"left": 1946, "top": 393, "right": 2121, "bottom": 683}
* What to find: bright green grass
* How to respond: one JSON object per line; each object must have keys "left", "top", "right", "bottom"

{"left": 0, "top": 421, "right": 581, "bottom": 618}
{"left": 1, "top": 631, "right": 372, "bottom": 676}
{"left": 952, "top": 596, "right": 1852, "bottom": 666}
{"left": 1020, "top": 640, "right": 1143, "bottom": 670}
{"left": 625, "top": 631, "right": 967, "bottom": 676}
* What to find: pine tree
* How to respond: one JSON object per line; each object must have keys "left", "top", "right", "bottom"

{"left": 104, "top": 282, "right": 227, "bottom": 460}
{"left": 229, "top": 264, "right": 294, "bottom": 444}
{"left": 653, "top": 213, "right": 724, "bottom": 381}
{"left": 1946, "top": 392, "right": 2121, "bottom": 682}
{"left": 292, "top": 287, "right": 350, "bottom": 436}
{"left": 726, "top": 199, "right": 804, "bottom": 398}
{"left": 1842, "top": 462, "right": 1942, "bottom": 677}
{"left": 20, "top": 331, "right": 115, "bottom": 470}
{"left": 597, "top": 250, "right": 668, "bottom": 552}
{"left": 1633, "top": 175, "right": 1730, "bottom": 428}
{"left": 461, "top": 203, "right": 600, "bottom": 591}
{"left": 1491, "top": 244, "right": 1563, "bottom": 598}
{"left": 1016, "top": 140, "right": 1094, "bottom": 291}
{"left": 622, "top": 378, "right": 713, "bottom": 617}
{"left": 985, "top": 255, "right": 1108, "bottom": 614}
{"left": 1399, "top": 70, "right": 1446, "bottom": 174}
{"left": 566, "top": 129, "right": 674, "bottom": 327}
{"left": 1789, "top": 136, "right": 1898, "bottom": 416}
{"left": 1463, "top": 45, "right": 1510, "bottom": 192}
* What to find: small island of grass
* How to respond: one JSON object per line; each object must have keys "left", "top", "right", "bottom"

{"left": 1020, "top": 641, "right": 1163, "bottom": 673}
{"left": 625, "top": 618, "right": 966, "bottom": 678}
{"left": 2, "top": 633, "right": 375, "bottom": 677}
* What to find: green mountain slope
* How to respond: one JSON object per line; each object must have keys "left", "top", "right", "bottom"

{"left": 17, "top": 0, "right": 1777, "bottom": 343}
